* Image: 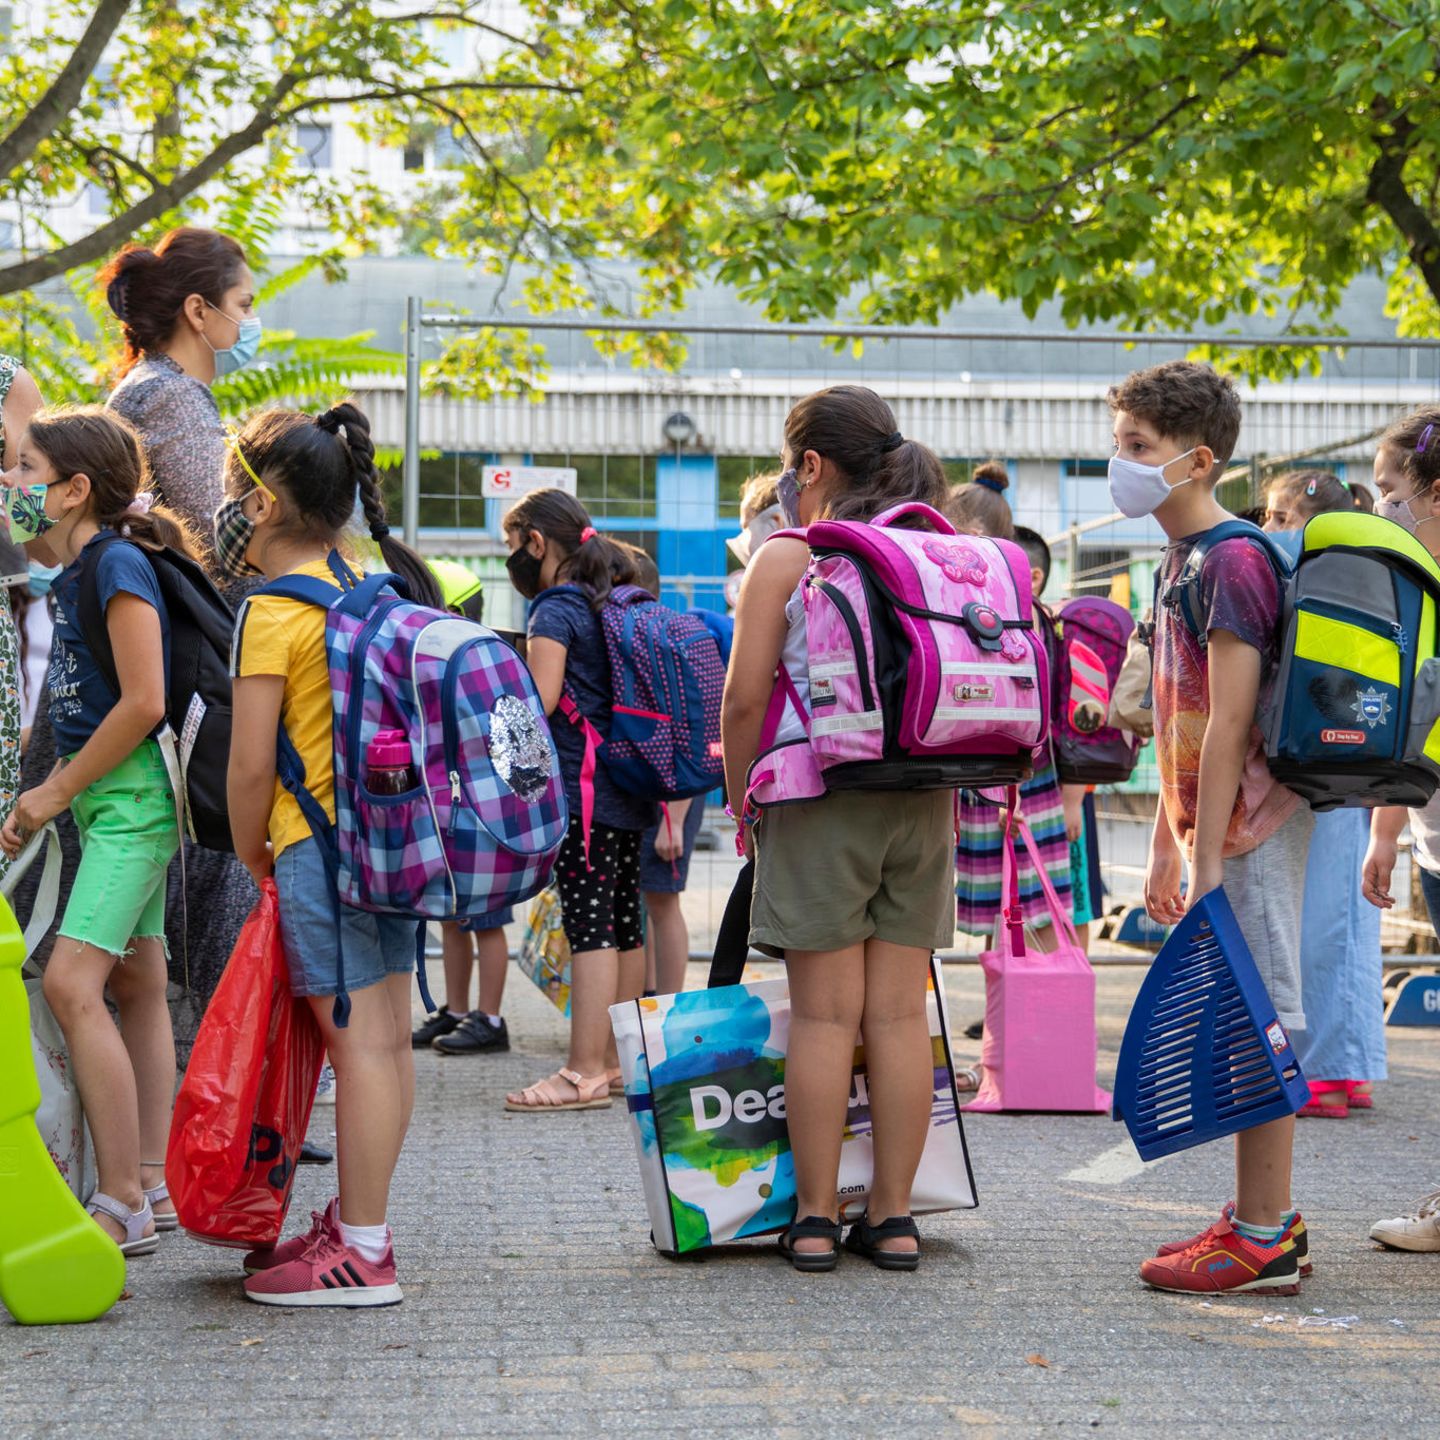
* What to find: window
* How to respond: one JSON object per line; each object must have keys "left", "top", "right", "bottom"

{"left": 0, "top": 222, "right": 13, "bottom": 251}
{"left": 378, "top": 452, "right": 490, "bottom": 530}
{"left": 532, "top": 453, "right": 657, "bottom": 519}
{"left": 716, "top": 455, "right": 780, "bottom": 521}
{"left": 297, "top": 123, "right": 332, "bottom": 170}
{"left": 432, "top": 126, "right": 467, "bottom": 170}
{"left": 0, "top": 7, "right": 13, "bottom": 48}
{"left": 402, "top": 139, "right": 426, "bottom": 172}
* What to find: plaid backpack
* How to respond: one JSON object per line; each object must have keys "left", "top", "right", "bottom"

{"left": 253, "top": 553, "right": 568, "bottom": 1017}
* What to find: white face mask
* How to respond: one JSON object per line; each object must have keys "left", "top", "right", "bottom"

{"left": 726, "top": 502, "right": 783, "bottom": 567}
{"left": 1375, "top": 492, "right": 1440, "bottom": 536}
{"left": 1107, "top": 447, "right": 1199, "bottom": 519}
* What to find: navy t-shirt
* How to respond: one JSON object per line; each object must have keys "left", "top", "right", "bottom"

{"left": 527, "top": 585, "right": 656, "bottom": 833}
{"left": 49, "top": 533, "right": 169, "bottom": 756}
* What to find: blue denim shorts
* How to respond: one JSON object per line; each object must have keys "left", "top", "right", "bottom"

{"left": 275, "top": 838, "right": 423, "bottom": 998}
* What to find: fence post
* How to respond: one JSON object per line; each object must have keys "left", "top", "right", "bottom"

{"left": 403, "top": 296, "right": 422, "bottom": 548}
{"left": 1249, "top": 454, "right": 1263, "bottom": 510}
{"left": 1067, "top": 523, "right": 1081, "bottom": 599}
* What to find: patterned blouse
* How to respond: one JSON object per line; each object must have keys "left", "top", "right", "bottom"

{"left": 108, "top": 351, "right": 226, "bottom": 553}
{"left": 0, "top": 356, "right": 30, "bottom": 850}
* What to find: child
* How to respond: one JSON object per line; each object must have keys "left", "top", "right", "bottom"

{"left": 1112, "top": 361, "right": 1313, "bottom": 1296}
{"left": 501, "top": 490, "right": 652, "bottom": 1111}
{"left": 0, "top": 406, "right": 185, "bottom": 1256}
{"left": 945, "top": 460, "right": 1015, "bottom": 539}
{"left": 953, "top": 508, "right": 1073, "bottom": 1042}
{"left": 225, "top": 402, "right": 439, "bottom": 1307}
{"left": 1260, "top": 473, "right": 1385, "bottom": 1117}
{"left": 1014, "top": 524, "right": 1101, "bottom": 953}
{"left": 723, "top": 384, "right": 955, "bottom": 1271}
{"left": 413, "top": 558, "right": 512, "bottom": 1056}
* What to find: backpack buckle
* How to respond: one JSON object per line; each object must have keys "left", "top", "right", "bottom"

{"left": 962, "top": 601, "right": 1006, "bottom": 652}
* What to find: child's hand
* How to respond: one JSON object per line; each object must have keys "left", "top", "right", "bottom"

{"left": 0, "top": 782, "right": 67, "bottom": 856}
{"left": 1062, "top": 794, "right": 1083, "bottom": 844}
{"left": 1144, "top": 844, "right": 1185, "bottom": 926}
{"left": 1362, "top": 835, "right": 1398, "bottom": 910}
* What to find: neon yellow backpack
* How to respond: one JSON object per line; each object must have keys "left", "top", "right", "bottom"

{"left": 0, "top": 872, "right": 124, "bottom": 1324}
{"left": 1264, "top": 510, "right": 1440, "bottom": 809}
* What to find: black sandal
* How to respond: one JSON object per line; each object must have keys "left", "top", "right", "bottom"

{"left": 778, "top": 1215, "right": 843, "bottom": 1272}
{"left": 844, "top": 1214, "right": 921, "bottom": 1271}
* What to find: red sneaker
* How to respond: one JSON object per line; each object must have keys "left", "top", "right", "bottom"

{"left": 1140, "top": 1215, "right": 1301, "bottom": 1296}
{"left": 1155, "top": 1202, "right": 1312, "bottom": 1277}
{"left": 244, "top": 1226, "right": 402, "bottom": 1308}
{"left": 243, "top": 1197, "right": 339, "bottom": 1276}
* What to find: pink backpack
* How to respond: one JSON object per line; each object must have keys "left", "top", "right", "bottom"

{"left": 1051, "top": 597, "right": 1140, "bottom": 785}
{"left": 743, "top": 503, "right": 1050, "bottom": 820}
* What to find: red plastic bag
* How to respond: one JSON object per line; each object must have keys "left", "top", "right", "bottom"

{"left": 166, "top": 878, "right": 324, "bottom": 1248}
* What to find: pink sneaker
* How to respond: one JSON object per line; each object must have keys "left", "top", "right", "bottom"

{"left": 244, "top": 1226, "right": 402, "bottom": 1308}
{"left": 242, "top": 1197, "right": 339, "bottom": 1277}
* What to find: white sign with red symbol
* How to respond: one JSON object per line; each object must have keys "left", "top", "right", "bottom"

{"left": 481, "top": 465, "right": 577, "bottom": 499}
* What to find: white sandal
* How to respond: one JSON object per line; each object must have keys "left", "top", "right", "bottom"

{"left": 87, "top": 1192, "right": 159, "bottom": 1257}
{"left": 142, "top": 1162, "right": 178, "bottom": 1233}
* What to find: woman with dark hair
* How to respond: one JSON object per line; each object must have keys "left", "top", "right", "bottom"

{"left": 0, "top": 356, "right": 45, "bottom": 859}
{"left": 12, "top": 228, "right": 262, "bottom": 1052}
{"left": 499, "top": 488, "right": 653, "bottom": 1114}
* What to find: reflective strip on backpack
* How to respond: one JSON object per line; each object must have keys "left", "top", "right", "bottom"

{"left": 810, "top": 711, "right": 884, "bottom": 736}
{"left": 940, "top": 661, "right": 1039, "bottom": 679}
{"left": 1295, "top": 612, "right": 1400, "bottom": 687}
{"left": 1426, "top": 717, "right": 1440, "bottom": 767}
{"left": 933, "top": 706, "right": 1040, "bottom": 724}
{"left": 809, "top": 659, "right": 859, "bottom": 680}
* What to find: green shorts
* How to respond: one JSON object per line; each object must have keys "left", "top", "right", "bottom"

{"left": 749, "top": 789, "right": 956, "bottom": 958}
{"left": 59, "top": 739, "right": 179, "bottom": 959}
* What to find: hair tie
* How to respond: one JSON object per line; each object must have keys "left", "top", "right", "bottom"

{"left": 580, "top": 526, "right": 597, "bottom": 543}
{"left": 106, "top": 275, "right": 130, "bottom": 322}
{"left": 974, "top": 474, "right": 1006, "bottom": 494}
{"left": 881, "top": 431, "right": 904, "bottom": 453}
{"left": 1419, "top": 423, "right": 1435, "bottom": 455}
{"left": 316, "top": 410, "right": 348, "bottom": 443}
{"left": 127, "top": 492, "right": 155, "bottom": 516}
{"left": 370, "top": 522, "right": 391, "bottom": 539}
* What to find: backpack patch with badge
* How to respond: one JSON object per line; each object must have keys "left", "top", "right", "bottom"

{"left": 75, "top": 533, "right": 236, "bottom": 851}
{"left": 1263, "top": 511, "right": 1440, "bottom": 809}
{"left": 1052, "top": 596, "right": 1140, "bottom": 784}
{"left": 251, "top": 555, "right": 568, "bottom": 980}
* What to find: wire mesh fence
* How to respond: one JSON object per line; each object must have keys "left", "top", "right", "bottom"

{"left": 363, "top": 313, "right": 1440, "bottom": 956}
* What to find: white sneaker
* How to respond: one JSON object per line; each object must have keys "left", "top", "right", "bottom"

{"left": 314, "top": 1062, "right": 337, "bottom": 1107}
{"left": 1369, "top": 1188, "right": 1440, "bottom": 1251}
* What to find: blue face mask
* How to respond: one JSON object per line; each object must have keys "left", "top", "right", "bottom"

{"left": 203, "top": 301, "right": 262, "bottom": 377}
{"left": 27, "top": 561, "right": 62, "bottom": 597}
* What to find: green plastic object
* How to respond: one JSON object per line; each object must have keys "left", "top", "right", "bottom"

{"left": 0, "top": 895, "right": 125, "bottom": 1325}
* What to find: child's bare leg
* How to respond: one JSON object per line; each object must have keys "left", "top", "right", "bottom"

{"left": 786, "top": 945, "right": 866, "bottom": 1252}
{"left": 316, "top": 981, "right": 410, "bottom": 1228}
{"left": 440, "top": 922, "right": 474, "bottom": 1013}
{"left": 1235, "top": 1114, "right": 1295, "bottom": 1229}
{"left": 107, "top": 937, "right": 176, "bottom": 1218}
{"left": 644, "top": 891, "right": 690, "bottom": 995}
{"left": 474, "top": 926, "right": 509, "bottom": 1016}
{"left": 44, "top": 938, "right": 147, "bottom": 1243}
{"left": 604, "top": 945, "right": 646, "bottom": 1071}
{"left": 860, "top": 939, "right": 932, "bottom": 1252}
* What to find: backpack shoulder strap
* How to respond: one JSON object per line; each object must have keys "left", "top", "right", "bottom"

{"left": 74, "top": 531, "right": 137, "bottom": 702}
{"left": 1166, "top": 520, "right": 1292, "bottom": 641}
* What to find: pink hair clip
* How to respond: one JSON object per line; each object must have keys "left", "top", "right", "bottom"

{"left": 580, "top": 526, "right": 597, "bottom": 543}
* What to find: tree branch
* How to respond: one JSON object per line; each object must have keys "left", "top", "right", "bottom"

{"left": 1367, "top": 115, "right": 1440, "bottom": 307}
{"left": 0, "top": 72, "right": 305, "bottom": 297}
{"left": 386, "top": 8, "right": 552, "bottom": 59}
{"left": 0, "top": 0, "right": 136, "bottom": 179}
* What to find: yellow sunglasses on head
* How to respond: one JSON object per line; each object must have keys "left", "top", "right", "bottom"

{"left": 224, "top": 426, "right": 277, "bottom": 501}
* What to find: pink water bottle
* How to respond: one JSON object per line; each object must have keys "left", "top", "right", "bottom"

{"left": 365, "top": 728, "right": 415, "bottom": 795}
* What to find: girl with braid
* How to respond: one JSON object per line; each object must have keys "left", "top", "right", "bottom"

{"left": 220, "top": 402, "right": 441, "bottom": 1308}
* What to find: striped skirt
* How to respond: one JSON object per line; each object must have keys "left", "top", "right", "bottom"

{"left": 955, "top": 758, "right": 1073, "bottom": 936}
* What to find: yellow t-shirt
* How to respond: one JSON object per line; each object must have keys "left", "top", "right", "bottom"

{"left": 230, "top": 559, "right": 341, "bottom": 859}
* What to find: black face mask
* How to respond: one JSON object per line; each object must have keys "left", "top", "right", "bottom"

{"left": 506, "top": 545, "right": 544, "bottom": 599}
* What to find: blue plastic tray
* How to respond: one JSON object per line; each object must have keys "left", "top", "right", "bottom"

{"left": 1112, "top": 889, "right": 1310, "bottom": 1161}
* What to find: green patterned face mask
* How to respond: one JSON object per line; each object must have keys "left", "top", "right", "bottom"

{"left": 5, "top": 484, "right": 56, "bottom": 544}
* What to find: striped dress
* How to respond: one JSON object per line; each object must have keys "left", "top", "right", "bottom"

{"left": 955, "top": 757, "right": 1073, "bottom": 935}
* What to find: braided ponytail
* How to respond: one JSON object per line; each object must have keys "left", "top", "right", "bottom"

{"left": 316, "top": 403, "right": 442, "bottom": 609}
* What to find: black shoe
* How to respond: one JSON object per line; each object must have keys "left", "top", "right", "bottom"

{"left": 412, "top": 1006, "right": 460, "bottom": 1048}
{"left": 844, "top": 1214, "right": 921, "bottom": 1271}
{"left": 778, "top": 1215, "right": 843, "bottom": 1272}
{"left": 433, "top": 1012, "right": 510, "bottom": 1055}
{"left": 298, "top": 1140, "right": 333, "bottom": 1165}
{"left": 963, "top": 1019, "right": 984, "bottom": 1041}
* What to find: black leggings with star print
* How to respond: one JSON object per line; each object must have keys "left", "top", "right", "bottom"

{"left": 552, "top": 816, "right": 645, "bottom": 954}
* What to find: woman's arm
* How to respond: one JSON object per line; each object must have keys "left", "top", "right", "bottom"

{"left": 721, "top": 538, "right": 810, "bottom": 836}
{"left": 1, "top": 365, "right": 43, "bottom": 469}
{"left": 228, "top": 674, "right": 284, "bottom": 885}
{"left": 0, "top": 593, "right": 166, "bottom": 853}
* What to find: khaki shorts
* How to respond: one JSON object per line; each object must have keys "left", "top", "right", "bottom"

{"left": 749, "top": 789, "right": 956, "bottom": 958}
